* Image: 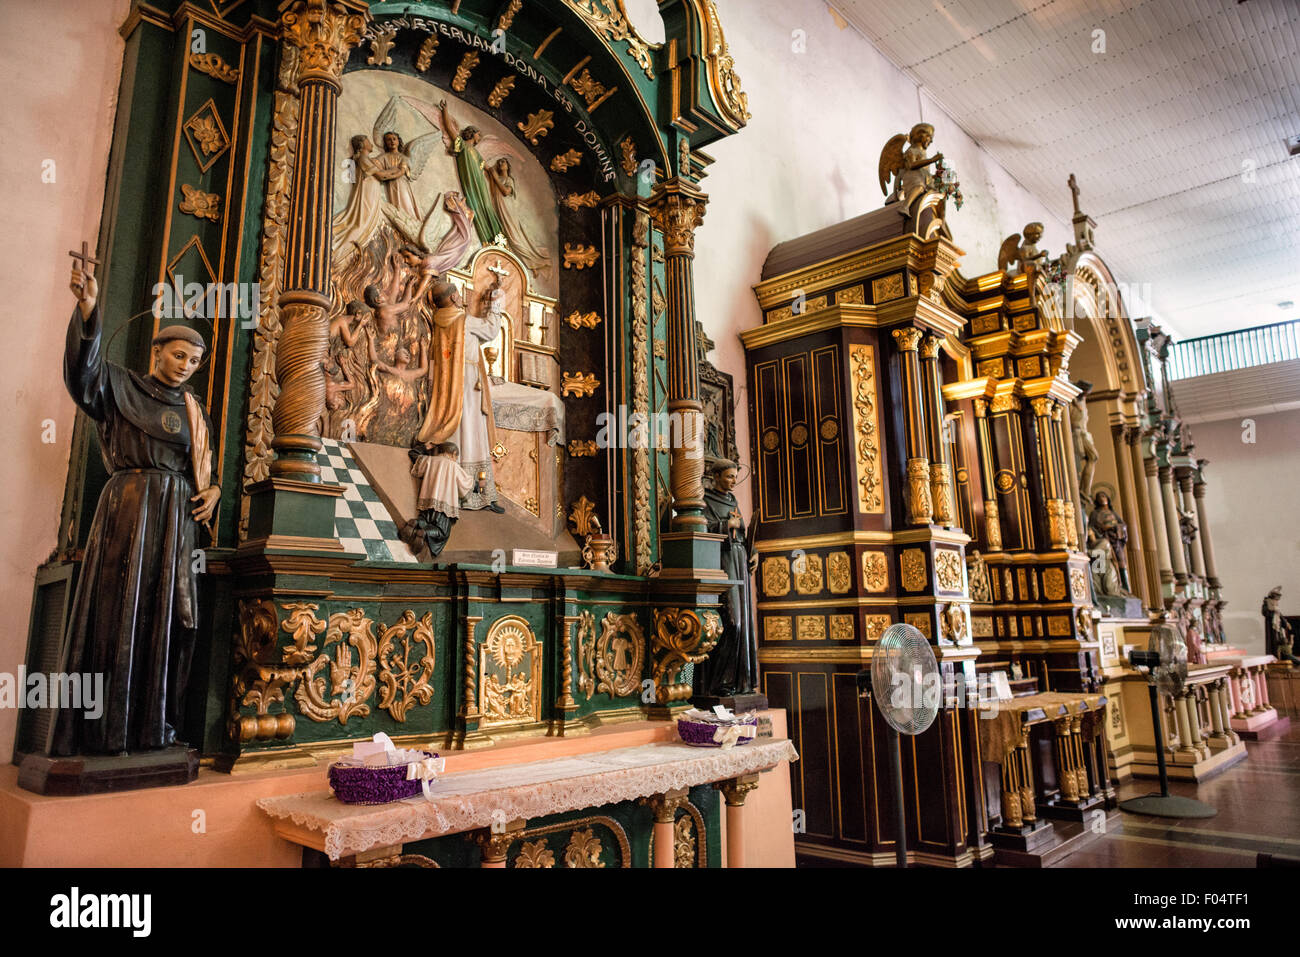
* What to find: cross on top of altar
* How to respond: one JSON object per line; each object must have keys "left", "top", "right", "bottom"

{"left": 487, "top": 259, "right": 510, "bottom": 281}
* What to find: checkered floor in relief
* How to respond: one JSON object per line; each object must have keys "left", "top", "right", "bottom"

{"left": 317, "top": 438, "right": 418, "bottom": 563}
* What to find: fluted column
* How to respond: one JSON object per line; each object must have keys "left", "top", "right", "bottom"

{"left": 892, "top": 327, "right": 932, "bottom": 526}
{"left": 1031, "top": 398, "right": 1069, "bottom": 550}
{"left": 1175, "top": 469, "right": 1205, "bottom": 578}
{"left": 650, "top": 181, "right": 708, "bottom": 531}
{"left": 919, "top": 335, "right": 955, "bottom": 527}
{"left": 973, "top": 398, "right": 1002, "bottom": 551}
{"left": 1158, "top": 463, "right": 1188, "bottom": 581}
{"left": 1192, "top": 472, "right": 1220, "bottom": 586}
{"left": 1144, "top": 452, "right": 1174, "bottom": 588}
{"left": 1130, "top": 434, "right": 1164, "bottom": 608}
{"left": 646, "top": 788, "right": 689, "bottom": 868}
{"left": 271, "top": 0, "right": 368, "bottom": 480}
{"left": 1112, "top": 425, "right": 1148, "bottom": 606}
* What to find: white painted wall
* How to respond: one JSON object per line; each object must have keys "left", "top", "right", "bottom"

{"left": 1187, "top": 410, "right": 1300, "bottom": 654}
{"left": 0, "top": 0, "right": 131, "bottom": 763}
{"left": 654, "top": 0, "right": 1074, "bottom": 521}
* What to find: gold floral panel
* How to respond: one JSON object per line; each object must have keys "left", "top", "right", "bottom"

{"left": 1047, "top": 616, "right": 1072, "bottom": 637}
{"left": 934, "top": 549, "right": 964, "bottom": 593}
{"left": 829, "top": 615, "right": 854, "bottom": 641}
{"left": 762, "top": 557, "right": 791, "bottom": 597}
{"left": 765, "top": 617, "right": 792, "bottom": 642}
{"left": 1043, "top": 568, "right": 1067, "bottom": 601}
{"left": 1070, "top": 568, "right": 1089, "bottom": 601}
{"left": 872, "top": 273, "right": 904, "bottom": 303}
{"left": 793, "top": 554, "right": 824, "bottom": 595}
{"left": 826, "top": 552, "right": 853, "bottom": 594}
{"left": 863, "top": 614, "right": 891, "bottom": 642}
{"left": 900, "top": 549, "right": 928, "bottom": 592}
{"left": 861, "top": 551, "right": 888, "bottom": 592}
{"left": 796, "top": 616, "right": 826, "bottom": 641}
{"left": 903, "top": 612, "right": 932, "bottom": 639}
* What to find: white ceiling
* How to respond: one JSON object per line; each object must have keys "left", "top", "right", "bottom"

{"left": 834, "top": 0, "right": 1300, "bottom": 339}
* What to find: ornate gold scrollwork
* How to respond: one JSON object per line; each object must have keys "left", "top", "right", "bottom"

{"left": 862, "top": 551, "right": 888, "bottom": 592}
{"left": 792, "top": 553, "right": 823, "bottom": 595}
{"left": 563, "top": 243, "right": 601, "bottom": 269}
{"left": 576, "top": 610, "right": 597, "bottom": 698}
{"left": 568, "top": 495, "right": 598, "bottom": 536}
{"left": 650, "top": 190, "right": 706, "bottom": 257}
{"left": 295, "top": 607, "right": 379, "bottom": 724}
{"left": 452, "top": 51, "right": 479, "bottom": 91}
{"left": 761, "top": 556, "right": 790, "bottom": 596}
{"left": 906, "top": 456, "right": 933, "bottom": 526}
{"left": 488, "top": 74, "right": 515, "bottom": 107}
{"left": 179, "top": 183, "right": 221, "bottom": 221}
{"left": 849, "top": 345, "right": 884, "bottom": 512}
{"left": 562, "top": 191, "right": 601, "bottom": 211}
{"left": 934, "top": 549, "right": 964, "bottom": 592}
{"left": 562, "top": 0, "right": 656, "bottom": 79}
{"left": 189, "top": 52, "right": 240, "bottom": 83}
{"left": 551, "top": 148, "right": 582, "bottom": 172}
{"left": 631, "top": 209, "right": 653, "bottom": 575}
{"left": 564, "top": 827, "right": 606, "bottom": 868}
{"left": 594, "top": 612, "right": 646, "bottom": 698}
{"left": 1043, "top": 568, "right": 1066, "bottom": 601}
{"left": 650, "top": 609, "right": 722, "bottom": 705}
{"left": 515, "top": 840, "right": 555, "bottom": 868}
{"left": 517, "top": 109, "right": 555, "bottom": 144}
{"left": 826, "top": 552, "right": 852, "bottom": 593}
{"left": 561, "top": 371, "right": 600, "bottom": 396}
{"left": 230, "top": 600, "right": 300, "bottom": 742}
{"left": 377, "top": 610, "right": 435, "bottom": 722}
{"left": 1070, "top": 568, "right": 1089, "bottom": 601}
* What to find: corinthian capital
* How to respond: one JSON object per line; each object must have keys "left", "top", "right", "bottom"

{"left": 650, "top": 181, "right": 707, "bottom": 256}
{"left": 281, "top": 0, "right": 369, "bottom": 87}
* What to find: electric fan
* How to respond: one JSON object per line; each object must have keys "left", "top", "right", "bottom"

{"left": 1118, "top": 622, "right": 1216, "bottom": 818}
{"left": 859, "top": 622, "right": 940, "bottom": 867}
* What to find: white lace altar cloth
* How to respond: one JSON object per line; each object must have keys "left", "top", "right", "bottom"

{"left": 258, "top": 739, "right": 799, "bottom": 860}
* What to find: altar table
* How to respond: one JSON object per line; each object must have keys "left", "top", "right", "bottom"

{"left": 258, "top": 738, "right": 798, "bottom": 865}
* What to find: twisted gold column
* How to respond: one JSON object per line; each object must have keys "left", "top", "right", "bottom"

{"left": 893, "top": 327, "right": 932, "bottom": 525}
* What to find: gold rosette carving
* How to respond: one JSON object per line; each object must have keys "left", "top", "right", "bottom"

{"left": 650, "top": 608, "right": 722, "bottom": 705}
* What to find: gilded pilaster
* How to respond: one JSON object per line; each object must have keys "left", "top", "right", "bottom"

{"left": 919, "top": 335, "right": 956, "bottom": 528}
{"left": 1031, "top": 398, "right": 1068, "bottom": 550}
{"left": 892, "top": 327, "right": 932, "bottom": 526}
{"left": 972, "top": 397, "right": 1001, "bottom": 551}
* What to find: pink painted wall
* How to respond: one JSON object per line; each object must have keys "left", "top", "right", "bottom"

{"left": 0, "top": 0, "right": 132, "bottom": 764}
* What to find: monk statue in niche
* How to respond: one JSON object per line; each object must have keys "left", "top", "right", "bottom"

{"left": 693, "top": 460, "right": 759, "bottom": 702}
{"left": 55, "top": 263, "right": 219, "bottom": 757}
{"left": 1263, "top": 587, "right": 1299, "bottom": 667}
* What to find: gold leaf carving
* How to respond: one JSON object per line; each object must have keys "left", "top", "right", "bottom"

{"left": 568, "top": 496, "right": 598, "bottom": 537}
{"left": 826, "top": 552, "right": 852, "bottom": 594}
{"left": 564, "top": 827, "right": 605, "bottom": 868}
{"left": 761, "top": 556, "right": 790, "bottom": 597}
{"left": 562, "top": 191, "right": 601, "bottom": 210}
{"left": 517, "top": 109, "right": 555, "bottom": 144}
{"left": 934, "top": 549, "right": 964, "bottom": 592}
{"left": 366, "top": 22, "right": 398, "bottom": 65}
{"left": 848, "top": 345, "right": 883, "bottom": 512}
{"left": 479, "top": 615, "right": 542, "bottom": 726}
{"left": 179, "top": 183, "right": 221, "bottom": 221}
{"left": 567, "top": 440, "right": 598, "bottom": 457}
{"left": 416, "top": 33, "right": 439, "bottom": 71}
{"left": 377, "top": 610, "right": 435, "bottom": 722}
{"left": 497, "top": 0, "right": 523, "bottom": 31}
{"left": 829, "top": 615, "right": 854, "bottom": 641}
{"left": 563, "top": 243, "right": 600, "bottom": 268}
{"left": 900, "top": 549, "right": 927, "bottom": 592}
{"left": 576, "top": 610, "right": 596, "bottom": 698}
{"left": 594, "top": 612, "right": 645, "bottom": 698}
{"left": 904, "top": 612, "right": 932, "bottom": 639}
{"left": 488, "top": 75, "right": 515, "bottom": 107}
{"left": 863, "top": 615, "right": 891, "bottom": 642}
{"left": 550, "top": 148, "right": 582, "bottom": 172}
{"left": 797, "top": 616, "right": 825, "bottom": 640}
{"left": 792, "top": 554, "right": 824, "bottom": 595}
{"left": 281, "top": 0, "right": 367, "bottom": 84}
{"left": 516, "top": 839, "right": 554, "bottom": 868}
{"left": 862, "top": 551, "right": 888, "bottom": 592}
{"left": 564, "top": 309, "right": 601, "bottom": 328}
{"left": 1070, "top": 568, "right": 1089, "bottom": 601}
{"left": 295, "top": 608, "right": 378, "bottom": 724}
{"left": 650, "top": 608, "right": 721, "bottom": 705}
{"left": 630, "top": 210, "right": 652, "bottom": 574}
{"left": 568, "top": 67, "right": 612, "bottom": 109}
{"left": 765, "top": 617, "right": 792, "bottom": 641}
{"left": 1043, "top": 568, "right": 1066, "bottom": 601}
{"left": 189, "top": 52, "right": 239, "bottom": 83}
{"left": 872, "top": 274, "right": 904, "bottom": 302}
{"left": 561, "top": 371, "right": 600, "bottom": 396}
{"left": 453, "top": 51, "right": 479, "bottom": 91}
{"left": 562, "top": 0, "right": 655, "bottom": 79}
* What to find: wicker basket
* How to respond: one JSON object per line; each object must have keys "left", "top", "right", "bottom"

{"left": 328, "top": 751, "right": 440, "bottom": 805}
{"left": 676, "top": 713, "right": 758, "bottom": 748}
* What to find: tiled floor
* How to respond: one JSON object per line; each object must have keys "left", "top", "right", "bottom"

{"left": 1053, "top": 721, "right": 1300, "bottom": 867}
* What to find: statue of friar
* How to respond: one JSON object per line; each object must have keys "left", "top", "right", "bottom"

{"left": 693, "top": 460, "right": 758, "bottom": 700}
{"left": 55, "top": 264, "right": 219, "bottom": 756}
{"left": 1263, "top": 587, "right": 1299, "bottom": 667}
{"left": 1087, "top": 490, "right": 1130, "bottom": 592}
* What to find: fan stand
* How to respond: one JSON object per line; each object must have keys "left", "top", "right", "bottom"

{"left": 887, "top": 725, "right": 908, "bottom": 868}
{"left": 1118, "top": 679, "right": 1216, "bottom": 819}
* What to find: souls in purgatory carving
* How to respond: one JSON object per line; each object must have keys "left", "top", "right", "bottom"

{"left": 324, "top": 79, "right": 558, "bottom": 473}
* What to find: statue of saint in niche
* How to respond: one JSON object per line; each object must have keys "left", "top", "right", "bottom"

{"left": 693, "top": 461, "right": 758, "bottom": 699}
{"left": 1088, "top": 490, "right": 1130, "bottom": 592}
{"left": 55, "top": 264, "right": 219, "bottom": 756}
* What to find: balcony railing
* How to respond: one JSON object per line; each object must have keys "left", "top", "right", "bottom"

{"left": 1166, "top": 319, "right": 1300, "bottom": 381}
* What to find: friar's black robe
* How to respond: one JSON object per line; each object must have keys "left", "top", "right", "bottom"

{"left": 52, "top": 305, "right": 213, "bottom": 755}
{"left": 693, "top": 487, "right": 758, "bottom": 698}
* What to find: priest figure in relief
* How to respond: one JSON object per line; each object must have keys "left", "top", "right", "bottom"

{"left": 55, "top": 263, "right": 219, "bottom": 756}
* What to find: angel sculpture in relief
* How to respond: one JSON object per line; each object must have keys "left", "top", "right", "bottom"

{"left": 878, "top": 122, "right": 944, "bottom": 207}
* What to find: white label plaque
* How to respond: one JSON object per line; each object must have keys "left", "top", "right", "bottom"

{"left": 513, "top": 549, "right": 558, "bottom": 568}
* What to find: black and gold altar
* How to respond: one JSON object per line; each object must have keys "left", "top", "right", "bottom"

{"left": 51, "top": 290, "right": 217, "bottom": 759}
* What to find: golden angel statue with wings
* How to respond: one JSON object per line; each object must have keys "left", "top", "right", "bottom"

{"left": 997, "top": 222, "right": 1050, "bottom": 276}
{"left": 878, "top": 122, "right": 944, "bottom": 207}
